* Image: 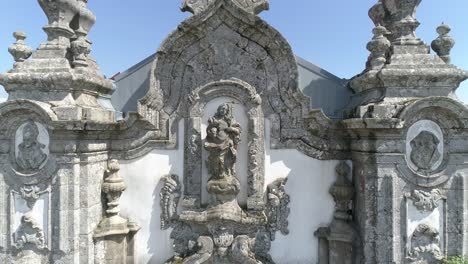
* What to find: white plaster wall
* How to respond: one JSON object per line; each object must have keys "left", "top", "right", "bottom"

{"left": 265, "top": 119, "right": 338, "bottom": 264}
{"left": 119, "top": 120, "right": 185, "bottom": 264}
{"left": 119, "top": 118, "right": 339, "bottom": 264}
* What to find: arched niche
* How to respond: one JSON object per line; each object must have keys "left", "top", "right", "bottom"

{"left": 183, "top": 79, "right": 265, "bottom": 211}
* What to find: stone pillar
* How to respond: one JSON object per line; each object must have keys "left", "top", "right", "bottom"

{"left": 346, "top": 1, "right": 468, "bottom": 263}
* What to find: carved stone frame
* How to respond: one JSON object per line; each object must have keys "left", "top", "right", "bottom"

{"left": 182, "top": 79, "right": 265, "bottom": 211}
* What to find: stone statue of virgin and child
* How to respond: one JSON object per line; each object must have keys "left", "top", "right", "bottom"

{"left": 204, "top": 103, "right": 242, "bottom": 181}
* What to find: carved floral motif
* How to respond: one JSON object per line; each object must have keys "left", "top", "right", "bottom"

{"left": 405, "top": 189, "right": 445, "bottom": 212}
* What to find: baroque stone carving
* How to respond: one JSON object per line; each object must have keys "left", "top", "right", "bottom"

{"left": 369, "top": 0, "right": 423, "bottom": 45}
{"left": 94, "top": 159, "right": 128, "bottom": 237}
{"left": 431, "top": 23, "right": 455, "bottom": 64}
{"left": 407, "top": 223, "right": 443, "bottom": 263}
{"left": 159, "top": 102, "right": 290, "bottom": 263}
{"left": 8, "top": 31, "right": 32, "bottom": 63}
{"left": 409, "top": 131, "right": 441, "bottom": 172}
{"left": 367, "top": 25, "right": 391, "bottom": 71}
{"left": 182, "top": 80, "right": 265, "bottom": 210}
{"left": 181, "top": 0, "right": 269, "bottom": 15}
{"left": 315, "top": 162, "right": 356, "bottom": 264}
{"left": 180, "top": 236, "right": 214, "bottom": 264}
{"left": 16, "top": 120, "right": 48, "bottom": 172}
{"left": 265, "top": 178, "right": 290, "bottom": 240}
{"left": 13, "top": 213, "right": 46, "bottom": 250}
{"left": 231, "top": 235, "right": 259, "bottom": 264}
{"left": 20, "top": 185, "right": 46, "bottom": 209}
{"left": 139, "top": 0, "right": 318, "bottom": 162}
{"left": 160, "top": 174, "right": 182, "bottom": 230}
{"left": 205, "top": 103, "right": 241, "bottom": 182}
{"left": 405, "top": 189, "right": 445, "bottom": 212}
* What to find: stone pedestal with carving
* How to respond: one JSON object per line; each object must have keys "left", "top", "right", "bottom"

{"left": 94, "top": 160, "right": 140, "bottom": 264}
{"left": 315, "top": 162, "right": 357, "bottom": 264}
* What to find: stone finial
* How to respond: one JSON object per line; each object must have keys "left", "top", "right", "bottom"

{"left": 38, "top": 0, "right": 96, "bottom": 53}
{"left": 330, "top": 162, "right": 353, "bottom": 221}
{"left": 102, "top": 159, "right": 126, "bottom": 217}
{"left": 94, "top": 159, "right": 129, "bottom": 238}
{"left": 431, "top": 23, "right": 455, "bottom": 64}
{"left": 181, "top": 0, "right": 269, "bottom": 15}
{"left": 367, "top": 25, "right": 391, "bottom": 71}
{"left": 8, "top": 31, "right": 32, "bottom": 63}
{"left": 70, "top": 27, "right": 91, "bottom": 67}
{"left": 369, "top": 0, "right": 423, "bottom": 45}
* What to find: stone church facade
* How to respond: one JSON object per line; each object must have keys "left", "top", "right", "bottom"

{"left": 0, "top": 0, "right": 468, "bottom": 263}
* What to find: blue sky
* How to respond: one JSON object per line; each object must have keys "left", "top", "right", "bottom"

{"left": 1, "top": 0, "right": 467, "bottom": 101}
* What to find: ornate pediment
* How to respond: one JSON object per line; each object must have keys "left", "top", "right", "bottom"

{"left": 181, "top": 0, "right": 269, "bottom": 15}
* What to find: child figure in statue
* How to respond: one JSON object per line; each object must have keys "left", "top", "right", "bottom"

{"left": 204, "top": 103, "right": 242, "bottom": 180}
{"left": 16, "top": 120, "right": 47, "bottom": 171}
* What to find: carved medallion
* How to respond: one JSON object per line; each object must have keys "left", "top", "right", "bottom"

{"left": 14, "top": 120, "right": 49, "bottom": 173}
{"left": 410, "top": 131, "right": 441, "bottom": 171}
{"left": 406, "top": 120, "right": 444, "bottom": 175}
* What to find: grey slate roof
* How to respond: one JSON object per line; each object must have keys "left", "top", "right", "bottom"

{"left": 111, "top": 54, "right": 352, "bottom": 119}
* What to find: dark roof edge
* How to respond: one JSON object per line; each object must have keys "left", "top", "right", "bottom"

{"left": 113, "top": 53, "right": 157, "bottom": 82}
{"left": 295, "top": 55, "right": 347, "bottom": 85}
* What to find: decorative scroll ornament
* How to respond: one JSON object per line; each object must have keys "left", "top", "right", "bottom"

{"left": 160, "top": 174, "right": 181, "bottom": 230}
{"left": 8, "top": 31, "right": 32, "bottom": 63}
{"left": 181, "top": 0, "right": 269, "bottom": 15}
{"left": 14, "top": 213, "right": 46, "bottom": 250}
{"left": 407, "top": 223, "right": 443, "bottom": 263}
{"left": 431, "top": 23, "right": 455, "bottom": 64}
{"left": 266, "top": 178, "right": 290, "bottom": 240}
{"left": 405, "top": 189, "right": 445, "bottom": 212}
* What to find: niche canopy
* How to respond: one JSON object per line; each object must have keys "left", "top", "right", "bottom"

{"left": 139, "top": 0, "right": 315, "bottom": 156}
{"left": 181, "top": 0, "right": 269, "bottom": 15}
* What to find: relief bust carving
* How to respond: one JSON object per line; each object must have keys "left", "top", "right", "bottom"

{"left": 409, "top": 131, "right": 441, "bottom": 171}
{"left": 16, "top": 120, "right": 48, "bottom": 172}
